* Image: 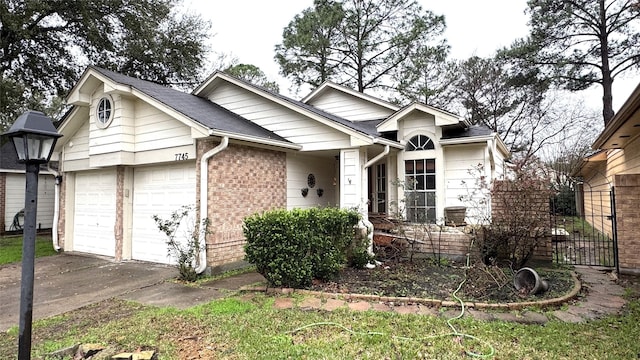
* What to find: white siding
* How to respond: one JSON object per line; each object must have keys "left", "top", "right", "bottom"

{"left": 4, "top": 174, "right": 55, "bottom": 231}
{"left": 306, "top": 90, "right": 394, "bottom": 121}
{"left": 134, "top": 100, "right": 194, "bottom": 152}
{"left": 207, "top": 83, "right": 351, "bottom": 151}
{"left": 443, "top": 145, "right": 488, "bottom": 223}
{"left": 286, "top": 154, "right": 337, "bottom": 209}
{"left": 400, "top": 112, "right": 437, "bottom": 141}
{"left": 63, "top": 121, "right": 90, "bottom": 162}
{"left": 340, "top": 149, "right": 364, "bottom": 210}
{"left": 89, "top": 90, "right": 135, "bottom": 155}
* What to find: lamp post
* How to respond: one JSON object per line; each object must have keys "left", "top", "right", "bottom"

{"left": 2, "top": 111, "right": 61, "bottom": 360}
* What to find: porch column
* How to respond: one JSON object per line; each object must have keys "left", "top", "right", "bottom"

{"left": 339, "top": 148, "right": 368, "bottom": 216}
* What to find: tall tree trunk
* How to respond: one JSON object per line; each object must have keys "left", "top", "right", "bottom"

{"left": 599, "top": 0, "right": 615, "bottom": 124}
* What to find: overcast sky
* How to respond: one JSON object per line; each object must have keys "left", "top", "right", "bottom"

{"left": 184, "top": 0, "right": 636, "bottom": 111}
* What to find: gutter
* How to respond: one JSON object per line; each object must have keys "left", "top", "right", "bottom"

{"left": 195, "top": 136, "right": 229, "bottom": 274}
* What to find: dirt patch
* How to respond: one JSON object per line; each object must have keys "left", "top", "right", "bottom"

{"left": 308, "top": 259, "right": 576, "bottom": 303}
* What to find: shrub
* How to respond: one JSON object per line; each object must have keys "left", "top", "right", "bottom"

{"left": 243, "top": 207, "right": 360, "bottom": 288}
{"left": 152, "top": 205, "right": 210, "bottom": 282}
{"left": 460, "top": 162, "right": 552, "bottom": 268}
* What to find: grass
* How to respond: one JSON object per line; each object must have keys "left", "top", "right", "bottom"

{"left": 0, "top": 292, "right": 638, "bottom": 359}
{"left": 0, "top": 234, "right": 58, "bottom": 265}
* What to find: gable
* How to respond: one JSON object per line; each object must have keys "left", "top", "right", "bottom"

{"left": 203, "top": 82, "right": 354, "bottom": 151}
{"left": 302, "top": 84, "right": 398, "bottom": 121}
{"left": 196, "top": 75, "right": 394, "bottom": 150}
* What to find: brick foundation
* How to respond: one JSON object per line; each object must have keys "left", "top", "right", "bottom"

{"left": 614, "top": 174, "right": 640, "bottom": 272}
{"left": 197, "top": 139, "right": 286, "bottom": 272}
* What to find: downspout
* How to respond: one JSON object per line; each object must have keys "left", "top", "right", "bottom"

{"left": 195, "top": 136, "right": 229, "bottom": 274}
{"left": 364, "top": 145, "right": 390, "bottom": 169}
{"left": 48, "top": 163, "right": 62, "bottom": 252}
{"left": 361, "top": 145, "right": 390, "bottom": 265}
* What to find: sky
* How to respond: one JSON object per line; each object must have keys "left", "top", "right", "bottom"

{"left": 183, "top": 0, "right": 637, "bottom": 112}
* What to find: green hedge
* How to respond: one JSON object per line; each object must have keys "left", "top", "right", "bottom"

{"left": 243, "top": 207, "right": 361, "bottom": 288}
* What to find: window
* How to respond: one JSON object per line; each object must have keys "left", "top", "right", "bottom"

{"left": 96, "top": 97, "right": 113, "bottom": 128}
{"left": 376, "top": 163, "right": 386, "bottom": 213}
{"left": 405, "top": 135, "right": 434, "bottom": 151}
{"left": 405, "top": 159, "right": 436, "bottom": 222}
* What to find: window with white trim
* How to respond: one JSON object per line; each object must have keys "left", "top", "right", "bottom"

{"left": 405, "top": 134, "right": 434, "bottom": 151}
{"left": 405, "top": 158, "right": 436, "bottom": 222}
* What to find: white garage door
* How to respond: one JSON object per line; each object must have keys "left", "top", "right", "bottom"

{"left": 73, "top": 170, "right": 117, "bottom": 256}
{"left": 132, "top": 163, "right": 196, "bottom": 264}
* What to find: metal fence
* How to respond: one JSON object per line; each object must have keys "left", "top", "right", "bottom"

{"left": 550, "top": 188, "right": 618, "bottom": 271}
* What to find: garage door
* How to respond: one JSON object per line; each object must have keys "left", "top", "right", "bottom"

{"left": 73, "top": 170, "right": 116, "bottom": 256}
{"left": 132, "top": 163, "right": 196, "bottom": 264}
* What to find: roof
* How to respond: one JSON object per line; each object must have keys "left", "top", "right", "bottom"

{"left": 194, "top": 71, "right": 396, "bottom": 141}
{"left": 0, "top": 141, "right": 54, "bottom": 173}
{"left": 441, "top": 124, "right": 493, "bottom": 140}
{"left": 88, "top": 67, "right": 291, "bottom": 144}
{"left": 592, "top": 80, "right": 640, "bottom": 149}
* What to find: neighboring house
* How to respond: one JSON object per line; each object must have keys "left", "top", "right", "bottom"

{"left": 53, "top": 66, "right": 508, "bottom": 273}
{"left": 576, "top": 82, "right": 640, "bottom": 275}
{"left": 0, "top": 142, "right": 57, "bottom": 234}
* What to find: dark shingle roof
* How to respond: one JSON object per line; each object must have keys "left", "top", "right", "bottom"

{"left": 441, "top": 124, "right": 493, "bottom": 140}
{"left": 0, "top": 141, "right": 54, "bottom": 172}
{"left": 90, "top": 67, "right": 290, "bottom": 144}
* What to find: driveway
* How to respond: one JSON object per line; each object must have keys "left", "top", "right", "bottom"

{"left": 0, "top": 253, "right": 239, "bottom": 331}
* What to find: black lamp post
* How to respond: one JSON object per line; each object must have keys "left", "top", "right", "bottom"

{"left": 2, "top": 111, "right": 61, "bottom": 360}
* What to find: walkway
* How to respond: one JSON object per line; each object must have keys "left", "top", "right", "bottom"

{"left": 260, "top": 266, "right": 627, "bottom": 324}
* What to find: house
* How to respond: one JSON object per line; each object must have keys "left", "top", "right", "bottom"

{"left": 53, "top": 66, "right": 508, "bottom": 273}
{"left": 0, "top": 141, "right": 57, "bottom": 235}
{"left": 576, "top": 82, "right": 640, "bottom": 275}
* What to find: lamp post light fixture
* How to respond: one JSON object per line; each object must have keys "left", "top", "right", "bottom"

{"left": 2, "top": 110, "right": 61, "bottom": 360}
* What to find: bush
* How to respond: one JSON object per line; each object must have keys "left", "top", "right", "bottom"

{"left": 460, "top": 162, "right": 552, "bottom": 268}
{"left": 243, "top": 207, "right": 360, "bottom": 288}
{"left": 152, "top": 205, "right": 210, "bottom": 282}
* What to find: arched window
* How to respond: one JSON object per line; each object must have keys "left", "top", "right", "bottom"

{"left": 405, "top": 135, "right": 434, "bottom": 151}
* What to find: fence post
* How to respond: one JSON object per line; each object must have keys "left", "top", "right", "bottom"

{"left": 610, "top": 187, "right": 620, "bottom": 275}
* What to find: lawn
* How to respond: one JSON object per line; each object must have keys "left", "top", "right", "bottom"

{"left": 0, "top": 276, "right": 638, "bottom": 359}
{"left": 0, "top": 234, "right": 59, "bottom": 265}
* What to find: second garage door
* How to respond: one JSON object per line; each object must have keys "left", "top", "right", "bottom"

{"left": 131, "top": 163, "right": 196, "bottom": 264}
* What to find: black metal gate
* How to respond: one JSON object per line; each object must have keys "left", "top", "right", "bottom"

{"left": 550, "top": 187, "right": 619, "bottom": 272}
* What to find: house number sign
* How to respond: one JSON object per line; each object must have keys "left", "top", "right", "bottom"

{"left": 174, "top": 153, "right": 189, "bottom": 161}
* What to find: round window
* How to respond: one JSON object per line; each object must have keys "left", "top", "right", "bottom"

{"left": 307, "top": 173, "right": 316, "bottom": 188}
{"left": 96, "top": 97, "right": 113, "bottom": 128}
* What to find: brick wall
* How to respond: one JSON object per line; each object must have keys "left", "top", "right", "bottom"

{"left": 114, "top": 166, "right": 124, "bottom": 261}
{"left": 197, "top": 139, "right": 287, "bottom": 272}
{"left": 0, "top": 173, "right": 5, "bottom": 234}
{"left": 490, "top": 180, "right": 553, "bottom": 263}
{"left": 614, "top": 174, "right": 640, "bottom": 272}
{"left": 57, "top": 173, "right": 66, "bottom": 248}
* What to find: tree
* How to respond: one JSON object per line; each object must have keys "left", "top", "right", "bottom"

{"left": 454, "top": 55, "right": 593, "bottom": 162}
{"left": 511, "top": 0, "right": 640, "bottom": 124}
{"left": 275, "top": 0, "right": 345, "bottom": 91}
{"left": 224, "top": 64, "right": 280, "bottom": 93}
{"left": 389, "top": 38, "right": 457, "bottom": 109}
{"left": 0, "top": 0, "right": 211, "bottom": 130}
{"left": 275, "top": 0, "right": 448, "bottom": 95}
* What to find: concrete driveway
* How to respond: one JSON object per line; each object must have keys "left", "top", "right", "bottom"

{"left": 0, "top": 253, "right": 237, "bottom": 331}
